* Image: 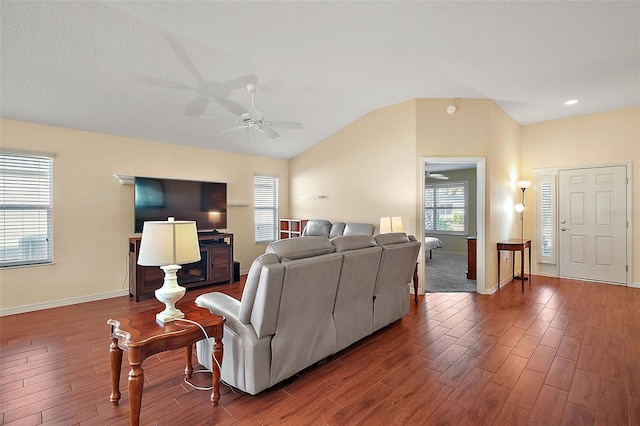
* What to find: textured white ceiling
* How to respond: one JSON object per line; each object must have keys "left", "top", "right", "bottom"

{"left": 1, "top": 1, "right": 638, "bottom": 159}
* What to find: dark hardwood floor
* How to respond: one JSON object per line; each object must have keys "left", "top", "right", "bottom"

{"left": 1, "top": 276, "right": 639, "bottom": 425}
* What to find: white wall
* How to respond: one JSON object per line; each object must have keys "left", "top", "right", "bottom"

{"left": 0, "top": 119, "right": 289, "bottom": 313}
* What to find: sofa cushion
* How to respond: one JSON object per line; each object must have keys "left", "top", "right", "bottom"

{"left": 329, "top": 222, "right": 346, "bottom": 238}
{"left": 302, "top": 219, "right": 332, "bottom": 237}
{"left": 344, "top": 222, "right": 375, "bottom": 236}
{"left": 266, "top": 236, "right": 335, "bottom": 260}
{"left": 331, "top": 234, "right": 377, "bottom": 252}
{"left": 238, "top": 253, "right": 280, "bottom": 323}
{"left": 374, "top": 232, "right": 410, "bottom": 246}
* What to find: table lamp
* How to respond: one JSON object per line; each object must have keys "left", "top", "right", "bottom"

{"left": 380, "top": 216, "right": 404, "bottom": 233}
{"left": 137, "top": 218, "right": 201, "bottom": 322}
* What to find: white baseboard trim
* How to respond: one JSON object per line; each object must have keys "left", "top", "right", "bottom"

{"left": 0, "top": 290, "right": 128, "bottom": 317}
{"left": 629, "top": 281, "right": 640, "bottom": 289}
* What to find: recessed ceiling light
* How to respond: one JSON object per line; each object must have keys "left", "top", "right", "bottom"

{"left": 564, "top": 99, "right": 578, "bottom": 105}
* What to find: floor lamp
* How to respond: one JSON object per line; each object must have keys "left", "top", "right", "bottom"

{"left": 514, "top": 180, "right": 532, "bottom": 280}
{"left": 514, "top": 180, "right": 532, "bottom": 241}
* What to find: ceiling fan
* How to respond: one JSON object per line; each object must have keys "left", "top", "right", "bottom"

{"left": 426, "top": 171, "right": 449, "bottom": 180}
{"left": 221, "top": 84, "right": 303, "bottom": 139}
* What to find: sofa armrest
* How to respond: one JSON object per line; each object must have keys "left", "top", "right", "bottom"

{"left": 195, "top": 292, "right": 257, "bottom": 339}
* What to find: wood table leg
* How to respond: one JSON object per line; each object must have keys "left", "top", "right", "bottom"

{"left": 210, "top": 336, "right": 223, "bottom": 406}
{"left": 128, "top": 362, "right": 144, "bottom": 426}
{"left": 497, "top": 249, "right": 501, "bottom": 290}
{"left": 413, "top": 263, "right": 419, "bottom": 305}
{"left": 528, "top": 245, "right": 532, "bottom": 286}
{"left": 520, "top": 248, "right": 525, "bottom": 291}
{"left": 185, "top": 344, "right": 193, "bottom": 379}
{"left": 109, "top": 337, "right": 123, "bottom": 406}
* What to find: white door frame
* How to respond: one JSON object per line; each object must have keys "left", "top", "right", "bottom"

{"left": 421, "top": 157, "right": 487, "bottom": 294}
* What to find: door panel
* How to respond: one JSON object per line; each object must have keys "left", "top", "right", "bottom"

{"left": 558, "top": 165, "right": 627, "bottom": 284}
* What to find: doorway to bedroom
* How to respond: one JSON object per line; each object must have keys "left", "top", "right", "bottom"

{"left": 422, "top": 158, "right": 486, "bottom": 294}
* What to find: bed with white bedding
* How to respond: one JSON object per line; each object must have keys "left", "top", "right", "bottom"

{"left": 425, "top": 237, "right": 444, "bottom": 259}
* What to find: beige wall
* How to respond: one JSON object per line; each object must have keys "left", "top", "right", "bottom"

{"left": 0, "top": 119, "right": 289, "bottom": 312}
{"left": 415, "top": 99, "right": 521, "bottom": 291}
{"left": 520, "top": 107, "right": 640, "bottom": 284}
{"left": 289, "top": 100, "right": 418, "bottom": 236}
{"left": 3, "top": 104, "right": 637, "bottom": 312}
{"left": 290, "top": 99, "right": 520, "bottom": 293}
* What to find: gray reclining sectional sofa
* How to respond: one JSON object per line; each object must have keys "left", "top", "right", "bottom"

{"left": 195, "top": 232, "right": 420, "bottom": 395}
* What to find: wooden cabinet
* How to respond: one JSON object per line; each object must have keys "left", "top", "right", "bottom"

{"left": 466, "top": 236, "right": 477, "bottom": 280}
{"left": 279, "top": 219, "right": 308, "bottom": 239}
{"left": 128, "top": 233, "right": 233, "bottom": 302}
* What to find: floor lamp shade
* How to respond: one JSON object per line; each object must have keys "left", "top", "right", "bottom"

{"left": 137, "top": 219, "right": 200, "bottom": 322}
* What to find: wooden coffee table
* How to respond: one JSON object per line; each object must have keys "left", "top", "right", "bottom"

{"left": 108, "top": 304, "right": 225, "bottom": 426}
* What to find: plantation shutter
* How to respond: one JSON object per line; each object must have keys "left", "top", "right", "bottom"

{"left": 254, "top": 175, "right": 279, "bottom": 243}
{"left": 538, "top": 174, "right": 556, "bottom": 264}
{"left": 0, "top": 152, "right": 54, "bottom": 267}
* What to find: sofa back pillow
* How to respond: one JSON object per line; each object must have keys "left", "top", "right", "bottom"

{"left": 331, "top": 234, "right": 377, "bottom": 252}
{"left": 266, "top": 236, "right": 335, "bottom": 261}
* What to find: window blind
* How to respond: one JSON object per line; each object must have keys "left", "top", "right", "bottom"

{"left": 425, "top": 181, "right": 468, "bottom": 234}
{"left": 0, "top": 152, "right": 54, "bottom": 267}
{"left": 254, "top": 175, "right": 278, "bottom": 243}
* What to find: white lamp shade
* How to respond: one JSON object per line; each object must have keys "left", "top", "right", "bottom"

{"left": 380, "top": 216, "right": 404, "bottom": 233}
{"left": 517, "top": 180, "right": 532, "bottom": 190}
{"left": 137, "top": 220, "right": 201, "bottom": 266}
{"left": 391, "top": 216, "right": 404, "bottom": 232}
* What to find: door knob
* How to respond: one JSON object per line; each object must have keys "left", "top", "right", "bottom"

{"left": 560, "top": 227, "right": 570, "bottom": 231}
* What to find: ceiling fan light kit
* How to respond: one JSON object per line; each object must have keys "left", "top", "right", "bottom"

{"left": 221, "top": 84, "right": 303, "bottom": 139}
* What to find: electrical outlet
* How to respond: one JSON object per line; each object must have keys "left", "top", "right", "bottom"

{"left": 505, "top": 255, "right": 510, "bottom": 263}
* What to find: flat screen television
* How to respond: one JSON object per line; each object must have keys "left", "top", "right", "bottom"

{"left": 134, "top": 177, "right": 227, "bottom": 233}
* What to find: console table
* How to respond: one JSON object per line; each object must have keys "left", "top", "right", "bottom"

{"left": 497, "top": 239, "right": 531, "bottom": 290}
{"left": 129, "top": 233, "right": 234, "bottom": 301}
{"left": 108, "top": 304, "right": 225, "bottom": 426}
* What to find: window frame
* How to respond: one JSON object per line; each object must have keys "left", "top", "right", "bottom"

{"left": 425, "top": 180, "right": 469, "bottom": 235}
{"left": 253, "top": 174, "right": 279, "bottom": 244}
{"left": 0, "top": 151, "right": 54, "bottom": 268}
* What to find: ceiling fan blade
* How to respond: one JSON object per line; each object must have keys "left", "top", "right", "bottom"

{"left": 248, "top": 108, "right": 263, "bottom": 121}
{"left": 163, "top": 34, "right": 204, "bottom": 83}
{"left": 127, "top": 74, "right": 194, "bottom": 91}
{"left": 221, "top": 125, "right": 246, "bottom": 135}
{"left": 256, "top": 126, "right": 280, "bottom": 138}
{"left": 185, "top": 96, "right": 209, "bottom": 117}
{"left": 215, "top": 98, "right": 249, "bottom": 117}
{"left": 266, "top": 121, "right": 303, "bottom": 130}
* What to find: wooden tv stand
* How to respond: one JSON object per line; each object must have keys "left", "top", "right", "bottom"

{"left": 128, "top": 233, "right": 233, "bottom": 302}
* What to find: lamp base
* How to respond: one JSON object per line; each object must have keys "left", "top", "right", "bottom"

{"left": 514, "top": 275, "right": 529, "bottom": 281}
{"left": 155, "top": 265, "right": 187, "bottom": 323}
{"left": 156, "top": 308, "right": 185, "bottom": 323}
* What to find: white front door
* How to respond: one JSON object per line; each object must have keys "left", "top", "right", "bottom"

{"left": 558, "top": 165, "right": 627, "bottom": 284}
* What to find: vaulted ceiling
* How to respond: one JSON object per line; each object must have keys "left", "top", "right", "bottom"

{"left": 1, "top": 1, "right": 638, "bottom": 159}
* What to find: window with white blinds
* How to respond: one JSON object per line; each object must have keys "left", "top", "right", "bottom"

{"left": 0, "top": 152, "right": 54, "bottom": 267}
{"left": 254, "top": 175, "right": 279, "bottom": 243}
{"left": 538, "top": 174, "right": 556, "bottom": 264}
{"left": 425, "top": 181, "right": 468, "bottom": 234}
